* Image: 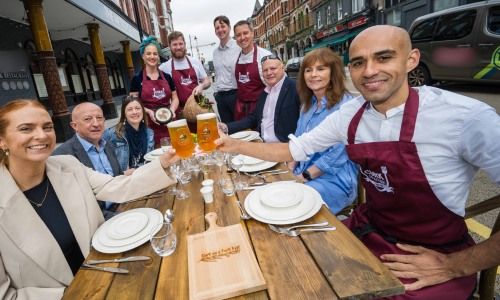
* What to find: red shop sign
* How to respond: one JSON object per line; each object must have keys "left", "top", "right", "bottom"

{"left": 348, "top": 16, "right": 367, "bottom": 29}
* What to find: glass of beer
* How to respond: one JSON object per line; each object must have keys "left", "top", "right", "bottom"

{"left": 196, "top": 113, "right": 219, "bottom": 153}
{"left": 167, "top": 119, "right": 195, "bottom": 159}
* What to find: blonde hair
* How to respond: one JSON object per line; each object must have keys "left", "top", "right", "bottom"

{"left": 0, "top": 99, "right": 47, "bottom": 165}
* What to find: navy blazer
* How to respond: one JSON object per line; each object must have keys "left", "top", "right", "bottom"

{"left": 227, "top": 76, "right": 301, "bottom": 142}
{"left": 52, "top": 135, "right": 122, "bottom": 176}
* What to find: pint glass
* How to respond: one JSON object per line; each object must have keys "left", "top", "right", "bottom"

{"left": 167, "top": 119, "right": 195, "bottom": 158}
{"left": 196, "top": 113, "right": 219, "bottom": 152}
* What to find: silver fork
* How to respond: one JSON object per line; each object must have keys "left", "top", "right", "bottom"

{"left": 236, "top": 200, "right": 251, "bottom": 220}
{"left": 283, "top": 226, "right": 336, "bottom": 237}
{"left": 268, "top": 221, "right": 329, "bottom": 234}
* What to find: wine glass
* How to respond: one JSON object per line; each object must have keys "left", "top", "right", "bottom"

{"left": 230, "top": 154, "right": 248, "bottom": 190}
{"left": 169, "top": 161, "right": 192, "bottom": 200}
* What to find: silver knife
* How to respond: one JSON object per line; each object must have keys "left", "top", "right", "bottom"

{"left": 81, "top": 263, "right": 129, "bottom": 274}
{"left": 86, "top": 256, "right": 151, "bottom": 265}
{"left": 242, "top": 180, "right": 297, "bottom": 190}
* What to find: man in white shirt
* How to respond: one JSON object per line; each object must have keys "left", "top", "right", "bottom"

{"left": 220, "top": 56, "right": 300, "bottom": 142}
{"left": 159, "top": 31, "right": 211, "bottom": 113}
{"left": 217, "top": 25, "right": 500, "bottom": 299}
{"left": 212, "top": 15, "right": 241, "bottom": 123}
{"left": 233, "top": 20, "right": 272, "bottom": 121}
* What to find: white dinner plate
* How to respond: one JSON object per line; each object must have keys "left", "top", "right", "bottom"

{"left": 244, "top": 182, "right": 324, "bottom": 225}
{"left": 230, "top": 131, "right": 251, "bottom": 139}
{"left": 239, "top": 160, "right": 278, "bottom": 172}
{"left": 232, "top": 154, "right": 264, "bottom": 166}
{"left": 230, "top": 131, "right": 260, "bottom": 141}
{"left": 260, "top": 182, "right": 303, "bottom": 208}
{"left": 106, "top": 211, "right": 149, "bottom": 240}
{"left": 92, "top": 208, "right": 163, "bottom": 253}
{"left": 144, "top": 148, "right": 169, "bottom": 161}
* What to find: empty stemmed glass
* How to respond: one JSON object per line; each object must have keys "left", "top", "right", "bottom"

{"left": 169, "top": 161, "right": 192, "bottom": 200}
{"left": 231, "top": 154, "right": 248, "bottom": 190}
{"left": 213, "top": 151, "right": 226, "bottom": 183}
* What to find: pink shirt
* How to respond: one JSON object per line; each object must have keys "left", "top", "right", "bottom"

{"left": 261, "top": 75, "right": 286, "bottom": 142}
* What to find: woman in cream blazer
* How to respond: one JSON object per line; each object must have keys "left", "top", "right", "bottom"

{"left": 0, "top": 100, "right": 177, "bottom": 300}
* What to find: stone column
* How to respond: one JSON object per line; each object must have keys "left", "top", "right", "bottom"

{"left": 87, "top": 23, "right": 117, "bottom": 118}
{"left": 23, "top": 0, "right": 72, "bottom": 142}
{"left": 120, "top": 40, "right": 135, "bottom": 80}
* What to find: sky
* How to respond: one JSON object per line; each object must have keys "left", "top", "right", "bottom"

{"left": 170, "top": 0, "right": 257, "bottom": 62}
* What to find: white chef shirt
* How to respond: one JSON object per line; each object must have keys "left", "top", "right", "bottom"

{"left": 213, "top": 39, "right": 240, "bottom": 92}
{"left": 159, "top": 56, "right": 208, "bottom": 83}
{"left": 236, "top": 46, "right": 272, "bottom": 85}
{"left": 261, "top": 75, "right": 286, "bottom": 142}
{"left": 289, "top": 86, "right": 500, "bottom": 216}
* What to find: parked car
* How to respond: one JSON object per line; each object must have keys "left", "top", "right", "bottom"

{"left": 285, "top": 56, "right": 304, "bottom": 79}
{"left": 408, "top": 0, "right": 500, "bottom": 86}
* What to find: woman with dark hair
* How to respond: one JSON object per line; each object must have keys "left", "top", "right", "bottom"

{"left": 130, "top": 36, "right": 179, "bottom": 146}
{"left": 0, "top": 99, "right": 177, "bottom": 299}
{"left": 104, "top": 96, "right": 154, "bottom": 171}
{"left": 291, "top": 48, "right": 359, "bottom": 213}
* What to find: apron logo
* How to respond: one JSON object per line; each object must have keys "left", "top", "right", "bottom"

{"left": 238, "top": 72, "right": 250, "bottom": 84}
{"left": 360, "top": 166, "right": 394, "bottom": 193}
{"left": 181, "top": 75, "right": 193, "bottom": 85}
{"left": 152, "top": 88, "right": 166, "bottom": 99}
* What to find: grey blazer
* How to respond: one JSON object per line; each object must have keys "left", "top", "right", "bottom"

{"left": 0, "top": 156, "right": 175, "bottom": 300}
{"left": 52, "top": 135, "right": 122, "bottom": 176}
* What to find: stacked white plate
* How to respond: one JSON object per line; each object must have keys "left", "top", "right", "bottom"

{"left": 92, "top": 208, "right": 163, "bottom": 253}
{"left": 244, "top": 182, "right": 323, "bottom": 225}
{"left": 230, "top": 130, "right": 260, "bottom": 141}
{"left": 144, "top": 148, "right": 170, "bottom": 161}
{"left": 231, "top": 154, "right": 278, "bottom": 172}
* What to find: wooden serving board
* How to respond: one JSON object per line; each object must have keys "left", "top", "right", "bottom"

{"left": 187, "top": 212, "right": 266, "bottom": 300}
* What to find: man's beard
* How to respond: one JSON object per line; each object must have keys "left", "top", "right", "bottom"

{"left": 172, "top": 48, "right": 186, "bottom": 59}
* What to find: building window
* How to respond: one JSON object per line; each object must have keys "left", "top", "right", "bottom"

{"left": 337, "top": 0, "right": 343, "bottom": 20}
{"left": 317, "top": 11, "right": 322, "bottom": 28}
{"left": 327, "top": 5, "right": 332, "bottom": 25}
{"left": 386, "top": 9, "right": 401, "bottom": 25}
{"left": 305, "top": 8, "right": 309, "bottom": 26}
{"left": 352, "top": 0, "right": 364, "bottom": 13}
{"left": 433, "top": 0, "right": 459, "bottom": 12}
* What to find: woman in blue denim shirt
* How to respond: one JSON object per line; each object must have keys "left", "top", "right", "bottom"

{"left": 291, "top": 48, "right": 359, "bottom": 214}
{"left": 104, "top": 96, "right": 154, "bottom": 172}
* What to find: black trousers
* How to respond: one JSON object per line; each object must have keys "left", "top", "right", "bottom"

{"left": 214, "top": 89, "right": 238, "bottom": 123}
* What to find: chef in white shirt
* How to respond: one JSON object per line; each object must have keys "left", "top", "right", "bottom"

{"left": 212, "top": 15, "right": 241, "bottom": 123}
{"left": 216, "top": 25, "right": 500, "bottom": 300}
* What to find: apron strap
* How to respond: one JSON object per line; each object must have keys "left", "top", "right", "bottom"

{"left": 399, "top": 86, "right": 419, "bottom": 143}
{"left": 347, "top": 101, "right": 370, "bottom": 144}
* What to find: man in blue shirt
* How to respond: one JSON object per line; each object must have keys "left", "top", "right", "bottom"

{"left": 53, "top": 102, "right": 124, "bottom": 219}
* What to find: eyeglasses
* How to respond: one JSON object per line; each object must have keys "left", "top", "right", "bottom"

{"left": 261, "top": 54, "right": 281, "bottom": 63}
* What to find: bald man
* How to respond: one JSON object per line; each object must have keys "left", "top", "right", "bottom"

{"left": 53, "top": 102, "right": 123, "bottom": 219}
{"left": 216, "top": 25, "right": 500, "bottom": 299}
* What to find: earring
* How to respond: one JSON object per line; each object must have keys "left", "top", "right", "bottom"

{"left": 123, "top": 120, "right": 126, "bottom": 125}
{"left": 3, "top": 149, "right": 9, "bottom": 157}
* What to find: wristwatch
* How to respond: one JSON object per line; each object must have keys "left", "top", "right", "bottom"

{"left": 302, "top": 169, "right": 313, "bottom": 181}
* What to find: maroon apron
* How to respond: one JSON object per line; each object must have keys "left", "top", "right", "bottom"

{"left": 171, "top": 57, "right": 198, "bottom": 113}
{"left": 234, "top": 44, "right": 265, "bottom": 121}
{"left": 344, "top": 88, "right": 476, "bottom": 299}
{"left": 140, "top": 69, "right": 172, "bottom": 146}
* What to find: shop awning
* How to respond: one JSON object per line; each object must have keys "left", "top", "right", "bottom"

{"left": 305, "top": 29, "right": 364, "bottom": 53}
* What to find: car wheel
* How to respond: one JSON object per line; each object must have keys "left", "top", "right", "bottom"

{"left": 408, "top": 65, "right": 431, "bottom": 87}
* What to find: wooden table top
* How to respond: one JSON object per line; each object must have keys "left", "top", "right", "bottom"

{"left": 63, "top": 163, "right": 404, "bottom": 300}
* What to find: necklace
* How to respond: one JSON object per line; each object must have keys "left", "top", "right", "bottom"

{"left": 26, "top": 177, "right": 49, "bottom": 208}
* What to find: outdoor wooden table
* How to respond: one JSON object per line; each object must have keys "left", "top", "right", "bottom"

{"left": 63, "top": 162, "right": 404, "bottom": 300}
